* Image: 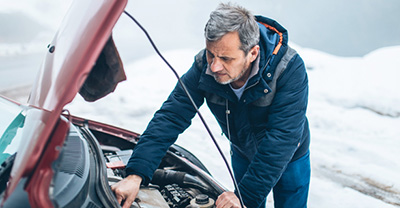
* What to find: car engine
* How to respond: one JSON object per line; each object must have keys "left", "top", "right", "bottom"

{"left": 104, "top": 149, "right": 216, "bottom": 208}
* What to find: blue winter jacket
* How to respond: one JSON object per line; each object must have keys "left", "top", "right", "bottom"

{"left": 126, "top": 15, "right": 310, "bottom": 207}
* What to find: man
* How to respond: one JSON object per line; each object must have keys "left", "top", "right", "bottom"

{"left": 112, "top": 3, "right": 310, "bottom": 208}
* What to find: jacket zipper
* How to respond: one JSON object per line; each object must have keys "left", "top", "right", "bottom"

{"left": 225, "top": 99, "right": 232, "bottom": 143}
{"left": 225, "top": 56, "right": 272, "bottom": 152}
{"left": 243, "top": 56, "right": 271, "bottom": 92}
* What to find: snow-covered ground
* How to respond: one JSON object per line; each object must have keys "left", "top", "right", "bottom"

{"left": 64, "top": 45, "right": 400, "bottom": 207}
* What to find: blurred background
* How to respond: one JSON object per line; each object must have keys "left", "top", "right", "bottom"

{"left": 1, "top": 0, "right": 400, "bottom": 91}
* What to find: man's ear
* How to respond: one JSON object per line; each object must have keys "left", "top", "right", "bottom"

{"left": 249, "top": 45, "right": 260, "bottom": 62}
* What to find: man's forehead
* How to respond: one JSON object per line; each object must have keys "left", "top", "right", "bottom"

{"left": 205, "top": 36, "right": 242, "bottom": 56}
{"left": 205, "top": 46, "right": 240, "bottom": 58}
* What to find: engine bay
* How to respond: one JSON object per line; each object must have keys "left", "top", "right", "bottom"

{"left": 0, "top": 116, "right": 224, "bottom": 208}
{"left": 103, "top": 148, "right": 218, "bottom": 208}
{"left": 54, "top": 119, "right": 226, "bottom": 208}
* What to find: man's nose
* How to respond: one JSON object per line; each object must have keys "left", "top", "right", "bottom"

{"left": 210, "top": 58, "right": 223, "bottom": 72}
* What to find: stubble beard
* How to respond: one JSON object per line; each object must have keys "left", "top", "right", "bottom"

{"left": 212, "top": 61, "right": 250, "bottom": 85}
{"left": 213, "top": 68, "right": 245, "bottom": 85}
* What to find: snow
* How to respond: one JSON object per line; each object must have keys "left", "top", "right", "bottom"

{"left": 66, "top": 45, "right": 400, "bottom": 207}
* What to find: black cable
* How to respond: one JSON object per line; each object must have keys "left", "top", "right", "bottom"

{"left": 123, "top": 11, "right": 245, "bottom": 208}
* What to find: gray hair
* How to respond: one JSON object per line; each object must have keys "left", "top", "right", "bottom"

{"left": 204, "top": 2, "right": 260, "bottom": 54}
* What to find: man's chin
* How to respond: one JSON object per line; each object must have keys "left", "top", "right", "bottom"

{"left": 214, "top": 77, "right": 233, "bottom": 85}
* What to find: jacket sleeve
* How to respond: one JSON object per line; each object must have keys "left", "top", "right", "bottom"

{"left": 125, "top": 54, "right": 206, "bottom": 185}
{"left": 237, "top": 54, "right": 309, "bottom": 207}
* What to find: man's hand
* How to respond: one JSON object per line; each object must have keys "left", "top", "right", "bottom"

{"left": 215, "top": 191, "right": 244, "bottom": 208}
{"left": 111, "top": 174, "right": 142, "bottom": 208}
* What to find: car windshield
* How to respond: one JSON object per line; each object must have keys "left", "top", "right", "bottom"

{"left": 0, "top": 97, "right": 26, "bottom": 165}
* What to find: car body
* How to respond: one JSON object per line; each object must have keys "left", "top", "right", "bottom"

{"left": 0, "top": 0, "right": 225, "bottom": 207}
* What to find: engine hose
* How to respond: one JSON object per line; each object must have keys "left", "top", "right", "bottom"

{"left": 151, "top": 169, "right": 209, "bottom": 193}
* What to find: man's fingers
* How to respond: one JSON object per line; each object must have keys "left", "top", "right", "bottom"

{"left": 122, "top": 196, "right": 135, "bottom": 208}
{"left": 216, "top": 191, "right": 242, "bottom": 208}
{"left": 111, "top": 185, "right": 124, "bottom": 205}
{"left": 115, "top": 193, "right": 123, "bottom": 205}
{"left": 216, "top": 193, "right": 228, "bottom": 208}
{"left": 111, "top": 175, "right": 142, "bottom": 208}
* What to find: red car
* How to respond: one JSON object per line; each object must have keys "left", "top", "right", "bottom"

{"left": 0, "top": 0, "right": 225, "bottom": 207}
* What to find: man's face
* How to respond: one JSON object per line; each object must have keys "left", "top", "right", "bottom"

{"left": 206, "top": 31, "right": 259, "bottom": 88}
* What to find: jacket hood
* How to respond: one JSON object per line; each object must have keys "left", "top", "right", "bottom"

{"left": 255, "top": 15, "right": 289, "bottom": 75}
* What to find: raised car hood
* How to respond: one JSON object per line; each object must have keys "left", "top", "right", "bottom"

{"left": 5, "top": 0, "right": 128, "bottom": 200}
